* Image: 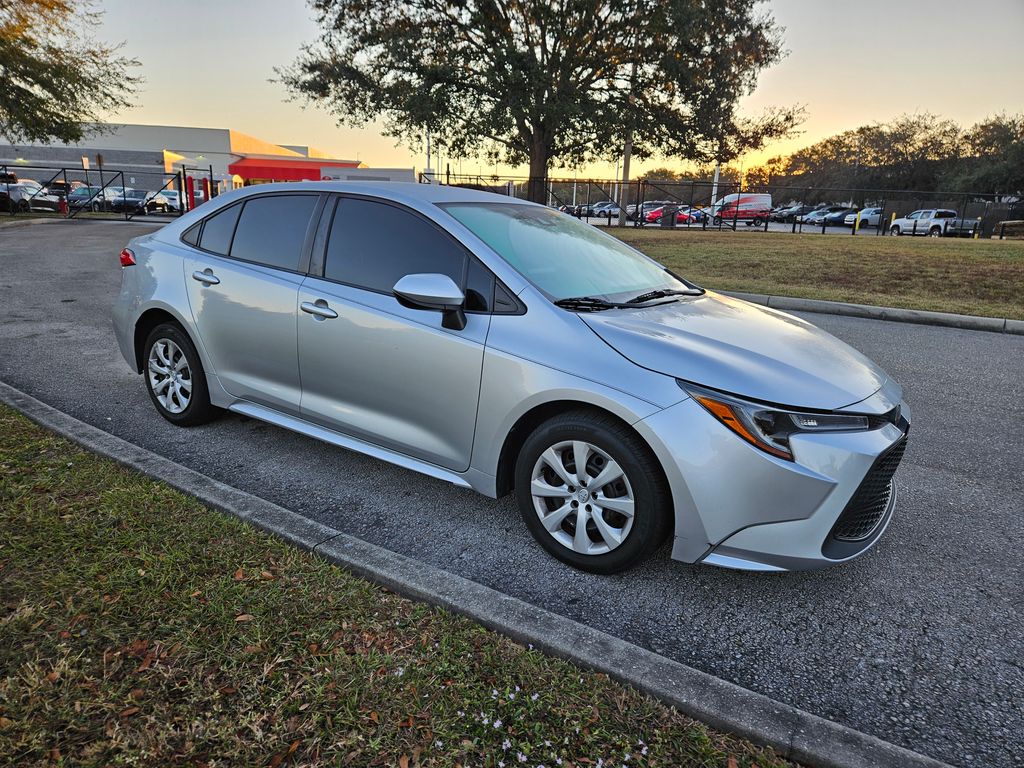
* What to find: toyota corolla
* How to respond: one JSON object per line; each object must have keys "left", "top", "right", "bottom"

{"left": 113, "top": 182, "right": 910, "bottom": 574}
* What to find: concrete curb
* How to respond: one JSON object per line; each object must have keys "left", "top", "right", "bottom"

{"left": 721, "top": 290, "right": 1022, "bottom": 335}
{"left": 0, "top": 380, "right": 952, "bottom": 768}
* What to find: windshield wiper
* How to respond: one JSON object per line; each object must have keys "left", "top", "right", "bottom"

{"left": 553, "top": 296, "right": 623, "bottom": 312}
{"left": 625, "top": 287, "right": 705, "bottom": 304}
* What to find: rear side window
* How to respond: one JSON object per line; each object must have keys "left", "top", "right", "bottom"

{"left": 324, "top": 198, "right": 466, "bottom": 293}
{"left": 230, "top": 195, "right": 318, "bottom": 271}
{"left": 182, "top": 222, "right": 200, "bottom": 247}
{"left": 198, "top": 203, "right": 241, "bottom": 255}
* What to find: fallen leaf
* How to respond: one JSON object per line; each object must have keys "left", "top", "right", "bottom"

{"left": 243, "top": 644, "right": 262, "bottom": 654}
{"left": 0, "top": 716, "right": 13, "bottom": 730}
{"left": 235, "top": 614, "right": 255, "bottom": 623}
{"left": 218, "top": 686, "right": 238, "bottom": 696}
{"left": 399, "top": 756, "right": 410, "bottom": 768}
{"left": 268, "top": 751, "right": 285, "bottom": 768}
{"left": 233, "top": 568, "right": 245, "bottom": 581}
{"left": 261, "top": 570, "right": 275, "bottom": 580}
{"left": 368, "top": 711, "right": 379, "bottom": 723}
{"left": 130, "top": 688, "right": 145, "bottom": 700}
{"left": 136, "top": 652, "right": 155, "bottom": 672}
{"left": 288, "top": 739, "right": 301, "bottom": 755}
{"left": 45, "top": 671, "right": 59, "bottom": 683}
{"left": 119, "top": 706, "right": 140, "bottom": 718}
{"left": 727, "top": 758, "right": 738, "bottom": 768}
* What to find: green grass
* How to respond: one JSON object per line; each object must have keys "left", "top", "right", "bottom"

{"left": 610, "top": 228, "right": 1024, "bottom": 320}
{"left": 0, "top": 406, "right": 791, "bottom": 768}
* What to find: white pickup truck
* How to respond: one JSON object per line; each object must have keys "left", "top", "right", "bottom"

{"left": 889, "top": 209, "right": 974, "bottom": 237}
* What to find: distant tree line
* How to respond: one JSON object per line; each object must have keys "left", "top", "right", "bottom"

{"left": 638, "top": 114, "right": 1023, "bottom": 199}
{"left": 739, "top": 114, "right": 1024, "bottom": 198}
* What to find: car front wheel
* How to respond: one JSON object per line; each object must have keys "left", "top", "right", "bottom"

{"left": 143, "top": 323, "right": 219, "bottom": 426}
{"left": 514, "top": 411, "right": 672, "bottom": 574}
{"left": 890, "top": 225, "right": 901, "bottom": 236}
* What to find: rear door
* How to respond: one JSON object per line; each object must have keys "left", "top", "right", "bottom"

{"left": 184, "top": 193, "right": 322, "bottom": 414}
{"left": 296, "top": 195, "right": 493, "bottom": 471}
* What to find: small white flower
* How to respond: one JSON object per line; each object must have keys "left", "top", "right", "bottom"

{"left": 502, "top": 739, "right": 512, "bottom": 750}
{"left": 494, "top": 719, "right": 503, "bottom": 728}
{"left": 434, "top": 739, "right": 443, "bottom": 748}
{"left": 531, "top": 693, "right": 539, "bottom": 701}
{"left": 640, "top": 747, "right": 648, "bottom": 756}
{"left": 624, "top": 754, "right": 631, "bottom": 761}
{"left": 394, "top": 666, "right": 405, "bottom": 677}
{"left": 544, "top": 740, "right": 551, "bottom": 747}
{"left": 499, "top": 763, "right": 505, "bottom": 768}
{"left": 515, "top": 685, "right": 521, "bottom": 692}
{"left": 509, "top": 692, "right": 516, "bottom": 700}
{"left": 556, "top": 760, "right": 563, "bottom": 766}
{"left": 483, "top": 716, "right": 490, "bottom": 725}
{"left": 518, "top": 752, "right": 528, "bottom": 763}
{"left": 492, "top": 688, "right": 499, "bottom": 697}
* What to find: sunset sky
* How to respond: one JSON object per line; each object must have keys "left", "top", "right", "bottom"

{"left": 97, "top": 0, "right": 1024, "bottom": 178}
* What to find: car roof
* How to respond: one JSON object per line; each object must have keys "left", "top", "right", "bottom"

{"left": 211, "top": 181, "right": 540, "bottom": 208}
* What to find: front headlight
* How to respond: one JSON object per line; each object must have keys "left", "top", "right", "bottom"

{"left": 681, "top": 382, "right": 871, "bottom": 461}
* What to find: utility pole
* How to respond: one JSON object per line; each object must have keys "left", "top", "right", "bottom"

{"left": 711, "top": 159, "right": 721, "bottom": 205}
{"left": 616, "top": 58, "right": 639, "bottom": 227}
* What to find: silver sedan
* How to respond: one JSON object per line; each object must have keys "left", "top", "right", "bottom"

{"left": 113, "top": 182, "right": 910, "bottom": 573}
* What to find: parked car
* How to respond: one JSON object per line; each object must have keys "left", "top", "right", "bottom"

{"left": 709, "top": 193, "right": 772, "bottom": 226}
{"left": 591, "top": 201, "right": 621, "bottom": 217}
{"left": 844, "top": 207, "right": 883, "bottom": 228}
{"left": 627, "top": 200, "right": 671, "bottom": 220}
{"left": 823, "top": 208, "right": 858, "bottom": 226}
{"left": 889, "top": 209, "right": 974, "bottom": 237}
{"left": 110, "top": 188, "right": 170, "bottom": 214}
{"left": 158, "top": 190, "right": 182, "bottom": 212}
{"left": 67, "top": 185, "right": 122, "bottom": 211}
{"left": 643, "top": 206, "right": 693, "bottom": 224}
{"left": 771, "top": 204, "right": 816, "bottom": 222}
{"left": 677, "top": 205, "right": 706, "bottom": 222}
{"left": 799, "top": 205, "right": 850, "bottom": 226}
{"left": 114, "top": 182, "right": 910, "bottom": 574}
{"left": 46, "top": 180, "right": 85, "bottom": 198}
{"left": 2, "top": 182, "right": 61, "bottom": 212}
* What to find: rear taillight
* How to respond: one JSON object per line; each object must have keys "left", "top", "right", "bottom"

{"left": 119, "top": 248, "right": 136, "bottom": 267}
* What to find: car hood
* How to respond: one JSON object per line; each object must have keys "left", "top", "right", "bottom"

{"left": 580, "top": 292, "right": 892, "bottom": 410}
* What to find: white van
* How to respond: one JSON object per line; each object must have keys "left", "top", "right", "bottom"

{"left": 710, "top": 193, "right": 772, "bottom": 225}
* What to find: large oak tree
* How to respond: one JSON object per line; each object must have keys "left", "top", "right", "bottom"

{"left": 0, "top": 0, "right": 139, "bottom": 145}
{"left": 279, "top": 0, "right": 800, "bottom": 202}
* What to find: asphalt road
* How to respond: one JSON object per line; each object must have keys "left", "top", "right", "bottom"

{"left": 2, "top": 221, "right": 1022, "bottom": 767}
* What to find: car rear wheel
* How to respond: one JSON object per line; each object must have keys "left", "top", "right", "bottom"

{"left": 514, "top": 411, "right": 672, "bottom": 574}
{"left": 143, "top": 323, "right": 219, "bottom": 426}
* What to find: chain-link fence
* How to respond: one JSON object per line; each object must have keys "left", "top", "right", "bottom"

{"left": 421, "top": 172, "right": 1022, "bottom": 240}
{"left": 0, "top": 163, "right": 222, "bottom": 220}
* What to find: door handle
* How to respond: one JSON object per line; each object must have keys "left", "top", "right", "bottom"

{"left": 192, "top": 269, "right": 220, "bottom": 286}
{"left": 300, "top": 299, "right": 338, "bottom": 319}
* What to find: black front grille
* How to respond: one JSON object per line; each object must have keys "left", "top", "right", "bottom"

{"left": 830, "top": 438, "right": 908, "bottom": 542}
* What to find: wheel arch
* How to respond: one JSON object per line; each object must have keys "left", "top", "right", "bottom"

{"left": 133, "top": 305, "right": 194, "bottom": 373}
{"left": 494, "top": 400, "right": 663, "bottom": 499}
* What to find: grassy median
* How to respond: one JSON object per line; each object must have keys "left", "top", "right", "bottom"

{"left": 0, "top": 405, "right": 791, "bottom": 768}
{"left": 611, "top": 228, "right": 1024, "bottom": 320}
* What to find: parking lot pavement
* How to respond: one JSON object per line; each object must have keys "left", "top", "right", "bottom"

{"left": 2, "top": 221, "right": 1022, "bottom": 767}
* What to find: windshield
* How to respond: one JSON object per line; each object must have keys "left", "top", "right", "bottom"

{"left": 439, "top": 202, "right": 687, "bottom": 301}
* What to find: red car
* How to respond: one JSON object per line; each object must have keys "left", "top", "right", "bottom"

{"left": 644, "top": 206, "right": 693, "bottom": 224}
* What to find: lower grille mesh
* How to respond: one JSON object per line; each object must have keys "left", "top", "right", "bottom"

{"left": 831, "top": 439, "right": 907, "bottom": 541}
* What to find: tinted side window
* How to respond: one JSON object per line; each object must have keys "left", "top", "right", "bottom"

{"left": 182, "top": 222, "right": 200, "bottom": 247}
{"left": 324, "top": 198, "right": 466, "bottom": 292}
{"left": 230, "top": 195, "right": 318, "bottom": 271}
{"left": 198, "top": 203, "right": 241, "bottom": 255}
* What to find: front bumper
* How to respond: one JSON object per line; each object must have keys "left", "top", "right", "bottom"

{"left": 637, "top": 395, "right": 910, "bottom": 572}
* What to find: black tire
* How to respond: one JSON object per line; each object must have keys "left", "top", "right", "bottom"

{"left": 713, "top": 215, "right": 722, "bottom": 226}
{"left": 514, "top": 410, "right": 672, "bottom": 574}
{"left": 890, "top": 225, "right": 901, "bottom": 236}
{"left": 751, "top": 217, "right": 764, "bottom": 226}
{"left": 143, "top": 322, "right": 219, "bottom": 426}
{"left": 928, "top": 227, "right": 942, "bottom": 238}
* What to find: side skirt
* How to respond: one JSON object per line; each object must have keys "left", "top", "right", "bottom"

{"left": 228, "top": 401, "right": 474, "bottom": 490}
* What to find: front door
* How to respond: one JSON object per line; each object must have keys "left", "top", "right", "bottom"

{"left": 297, "top": 196, "right": 492, "bottom": 472}
{"left": 183, "top": 193, "right": 320, "bottom": 414}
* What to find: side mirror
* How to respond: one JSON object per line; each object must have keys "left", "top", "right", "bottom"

{"left": 393, "top": 273, "right": 467, "bottom": 331}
